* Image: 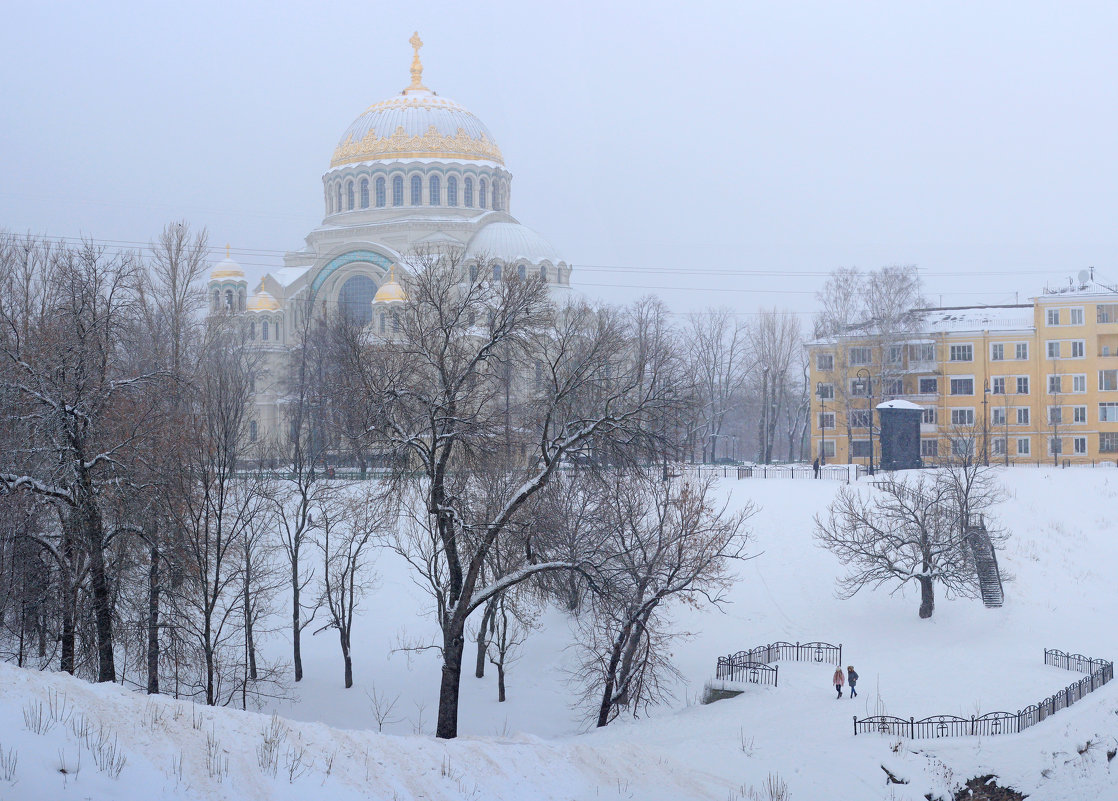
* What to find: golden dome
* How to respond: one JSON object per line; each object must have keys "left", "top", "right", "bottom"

{"left": 211, "top": 245, "right": 245, "bottom": 281}
{"left": 247, "top": 290, "right": 280, "bottom": 312}
{"left": 330, "top": 35, "right": 503, "bottom": 167}
{"left": 373, "top": 268, "right": 407, "bottom": 305}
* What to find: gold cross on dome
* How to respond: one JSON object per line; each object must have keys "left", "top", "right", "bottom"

{"left": 408, "top": 31, "right": 426, "bottom": 90}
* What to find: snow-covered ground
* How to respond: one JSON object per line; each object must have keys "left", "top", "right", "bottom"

{"left": 2, "top": 466, "right": 1117, "bottom": 800}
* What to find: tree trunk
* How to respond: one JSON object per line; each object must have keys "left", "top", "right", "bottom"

{"left": 918, "top": 576, "right": 935, "bottom": 619}
{"left": 497, "top": 662, "right": 506, "bottom": 703}
{"left": 147, "top": 541, "right": 160, "bottom": 694}
{"left": 436, "top": 614, "right": 467, "bottom": 739}
{"left": 85, "top": 504, "right": 116, "bottom": 683}
{"left": 292, "top": 556, "right": 302, "bottom": 682}
{"left": 340, "top": 629, "right": 353, "bottom": 689}
{"left": 596, "top": 629, "right": 627, "bottom": 728}
{"left": 474, "top": 599, "right": 495, "bottom": 679}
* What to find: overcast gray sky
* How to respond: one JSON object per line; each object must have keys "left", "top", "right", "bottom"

{"left": 2, "top": 0, "right": 1116, "bottom": 317}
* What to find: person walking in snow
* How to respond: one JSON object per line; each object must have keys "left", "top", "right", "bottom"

{"left": 832, "top": 666, "right": 845, "bottom": 698}
{"left": 812, "top": 457, "right": 820, "bottom": 478}
{"left": 846, "top": 666, "right": 858, "bottom": 698}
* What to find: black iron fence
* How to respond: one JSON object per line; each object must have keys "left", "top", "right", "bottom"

{"left": 854, "top": 648, "right": 1113, "bottom": 738}
{"left": 715, "top": 640, "right": 844, "bottom": 689}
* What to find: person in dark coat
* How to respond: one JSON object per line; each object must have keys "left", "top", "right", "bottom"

{"left": 846, "top": 665, "right": 858, "bottom": 698}
{"left": 832, "top": 667, "right": 845, "bottom": 698}
{"left": 812, "top": 457, "right": 820, "bottom": 478}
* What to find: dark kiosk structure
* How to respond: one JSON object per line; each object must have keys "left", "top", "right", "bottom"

{"left": 876, "top": 400, "right": 923, "bottom": 470}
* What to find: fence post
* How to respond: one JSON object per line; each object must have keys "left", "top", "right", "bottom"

{"left": 839, "top": 644, "right": 843, "bottom": 668}
{"left": 853, "top": 716, "right": 857, "bottom": 736}
{"left": 970, "top": 715, "right": 975, "bottom": 736}
{"left": 910, "top": 717, "right": 915, "bottom": 739}
{"left": 775, "top": 664, "right": 779, "bottom": 688}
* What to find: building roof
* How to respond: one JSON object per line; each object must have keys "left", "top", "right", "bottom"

{"left": 465, "top": 222, "right": 562, "bottom": 265}
{"left": 919, "top": 305, "right": 1034, "bottom": 333}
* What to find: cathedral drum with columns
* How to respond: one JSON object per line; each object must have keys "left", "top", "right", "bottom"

{"left": 207, "top": 34, "right": 571, "bottom": 444}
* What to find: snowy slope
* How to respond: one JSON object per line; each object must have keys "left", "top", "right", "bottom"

{"left": 1, "top": 467, "right": 1117, "bottom": 800}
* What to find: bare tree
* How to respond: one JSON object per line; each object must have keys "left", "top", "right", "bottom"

{"left": 748, "top": 308, "right": 801, "bottom": 464}
{"left": 685, "top": 309, "right": 749, "bottom": 462}
{"left": 336, "top": 247, "right": 688, "bottom": 738}
{"left": 576, "top": 472, "right": 753, "bottom": 727}
{"left": 315, "top": 484, "right": 388, "bottom": 688}
{"left": 814, "top": 462, "right": 1003, "bottom": 618}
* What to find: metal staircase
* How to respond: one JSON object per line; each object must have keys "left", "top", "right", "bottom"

{"left": 966, "top": 513, "right": 1004, "bottom": 608}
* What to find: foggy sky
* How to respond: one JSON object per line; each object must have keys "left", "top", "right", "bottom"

{"left": 2, "top": 0, "right": 1116, "bottom": 317}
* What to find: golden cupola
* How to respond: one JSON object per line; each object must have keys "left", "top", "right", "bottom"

{"left": 210, "top": 244, "right": 246, "bottom": 282}
{"left": 373, "top": 267, "right": 407, "bottom": 305}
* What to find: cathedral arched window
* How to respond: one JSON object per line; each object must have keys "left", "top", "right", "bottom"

{"left": 392, "top": 176, "right": 404, "bottom": 206}
{"left": 250, "top": 321, "right": 256, "bottom": 340}
{"left": 464, "top": 177, "right": 474, "bottom": 207}
{"left": 225, "top": 289, "right": 234, "bottom": 310}
{"left": 517, "top": 263, "right": 526, "bottom": 280}
{"left": 391, "top": 310, "right": 400, "bottom": 332}
{"left": 346, "top": 180, "right": 355, "bottom": 210}
{"left": 492, "top": 264, "right": 502, "bottom": 281}
{"left": 238, "top": 289, "right": 245, "bottom": 311}
{"left": 359, "top": 178, "right": 369, "bottom": 208}
{"left": 213, "top": 290, "right": 220, "bottom": 310}
{"left": 336, "top": 184, "right": 342, "bottom": 213}
{"left": 249, "top": 421, "right": 258, "bottom": 443}
{"left": 379, "top": 312, "right": 385, "bottom": 334}
{"left": 429, "top": 175, "right": 441, "bottom": 205}
{"left": 262, "top": 320, "right": 269, "bottom": 341}
{"left": 539, "top": 265, "right": 548, "bottom": 282}
{"left": 469, "top": 263, "right": 478, "bottom": 282}
{"left": 410, "top": 175, "right": 422, "bottom": 206}
{"left": 337, "top": 274, "right": 377, "bottom": 326}
{"left": 492, "top": 182, "right": 501, "bottom": 211}
{"left": 376, "top": 177, "right": 386, "bottom": 207}
{"left": 447, "top": 176, "right": 458, "bottom": 206}
{"left": 479, "top": 179, "right": 488, "bottom": 209}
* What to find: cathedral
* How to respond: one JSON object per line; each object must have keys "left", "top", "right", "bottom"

{"left": 206, "top": 34, "right": 571, "bottom": 441}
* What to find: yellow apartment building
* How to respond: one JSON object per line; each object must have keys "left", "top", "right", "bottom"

{"left": 807, "top": 279, "right": 1118, "bottom": 466}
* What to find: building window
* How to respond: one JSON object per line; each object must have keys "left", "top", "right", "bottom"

{"left": 1046, "top": 308, "right": 1060, "bottom": 326}
{"left": 991, "top": 377, "right": 1006, "bottom": 395}
{"left": 1015, "top": 343, "right": 1029, "bottom": 360}
{"left": 1016, "top": 376, "right": 1030, "bottom": 394}
{"left": 1072, "top": 374, "right": 1086, "bottom": 393}
{"left": 1098, "top": 304, "right": 1118, "bottom": 324}
{"left": 392, "top": 176, "right": 404, "bottom": 206}
{"left": 852, "top": 440, "right": 872, "bottom": 457}
{"left": 1070, "top": 308, "right": 1085, "bottom": 325}
{"left": 951, "top": 408, "right": 975, "bottom": 426}
{"left": 991, "top": 343, "right": 1004, "bottom": 361}
{"left": 464, "top": 177, "right": 474, "bottom": 207}
{"left": 952, "top": 438, "right": 975, "bottom": 456}
{"left": 1017, "top": 437, "right": 1031, "bottom": 455}
{"left": 921, "top": 439, "right": 939, "bottom": 457}
{"left": 950, "top": 377, "right": 974, "bottom": 396}
{"left": 922, "top": 406, "right": 936, "bottom": 424}
{"left": 225, "top": 290, "right": 234, "bottom": 310}
{"left": 849, "top": 410, "right": 871, "bottom": 428}
{"left": 817, "top": 383, "right": 834, "bottom": 400}
{"left": 410, "top": 175, "right": 422, "bottom": 205}
{"left": 336, "top": 184, "right": 342, "bottom": 212}
{"left": 992, "top": 438, "right": 1006, "bottom": 456}
{"left": 540, "top": 265, "right": 548, "bottom": 282}
{"left": 447, "top": 176, "right": 458, "bottom": 206}
{"left": 359, "top": 178, "right": 369, "bottom": 208}
{"left": 886, "top": 345, "right": 903, "bottom": 365}
{"left": 249, "top": 421, "right": 257, "bottom": 442}
{"left": 821, "top": 440, "right": 836, "bottom": 458}
{"left": 1073, "top": 406, "right": 1087, "bottom": 424}
{"left": 517, "top": 264, "right": 527, "bottom": 280}
{"left": 850, "top": 378, "right": 870, "bottom": 397}
{"left": 819, "top": 412, "right": 835, "bottom": 429}
{"left": 1099, "top": 402, "right": 1118, "bottom": 422}
{"left": 918, "top": 377, "right": 938, "bottom": 394}
{"left": 1100, "top": 369, "right": 1118, "bottom": 391}
{"left": 376, "top": 177, "right": 386, "bottom": 207}
{"left": 1048, "top": 375, "right": 1062, "bottom": 394}
{"left": 346, "top": 180, "right": 355, "bottom": 210}
{"left": 379, "top": 312, "right": 385, "bottom": 334}
{"left": 1016, "top": 407, "right": 1030, "bottom": 425}
{"left": 1049, "top": 437, "right": 1063, "bottom": 455}
{"left": 1048, "top": 406, "right": 1062, "bottom": 425}
{"left": 909, "top": 343, "right": 935, "bottom": 362}
{"left": 1101, "top": 432, "right": 1118, "bottom": 453}
{"left": 848, "top": 346, "right": 871, "bottom": 365}
{"left": 492, "top": 264, "right": 502, "bottom": 281}
{"left": 816, "top": 353, "right": 834, "bottom": 371}
{"left": 429, "top": 175, "right": 441, "bottom": 205}
{"left": 338, "top": 274, "right": 377, "bottom": 326}
{"left": 1047, "top": 341, "right": 1060, "bottom": 359}
{"left": 262, "top": 320, "right": 269, "bottom": 341}
{"left": 949, "top": 344, "right": 974, "bottom": 362}
{"left": 479, "top": 178, "right": 488, "bottom": 208}
{"left": 882, "top": 378, "right": 902, "bottom": 396}
{"left": 992, "top": 407, "right": 1006, "bottom": 426}
{"left": 1070, "top": 340, "right": 1085, "bottom": 358}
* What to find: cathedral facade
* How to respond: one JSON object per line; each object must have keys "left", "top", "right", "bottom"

{"left": 206, "top": 34, "right": 571, "bottom": 443}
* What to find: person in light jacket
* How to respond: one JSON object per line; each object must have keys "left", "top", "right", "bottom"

{"left": 832, "top": 667, "right": 845, "bottom": 699}
{"left": 846, "top": 665, "right": 858, "bottom": 698}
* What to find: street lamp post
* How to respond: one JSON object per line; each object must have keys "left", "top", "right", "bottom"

{"left": 816, "top": 381, "right": 828, "bottom": 466}
{"left": 854, "top": 368, "right": 874, "bottom": 476}
{"left": 982, "top": 378, "right": 990, "bottom": 467}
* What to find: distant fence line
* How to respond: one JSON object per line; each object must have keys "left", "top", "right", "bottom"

{"left": 854, "top": 648, "right": 1113, "bottom": 738}
{"left": 715, "top": 641, "right": 844, "bottom": 689}
{"left": 681, "top": 463, "right": 866, "bottom": 483}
